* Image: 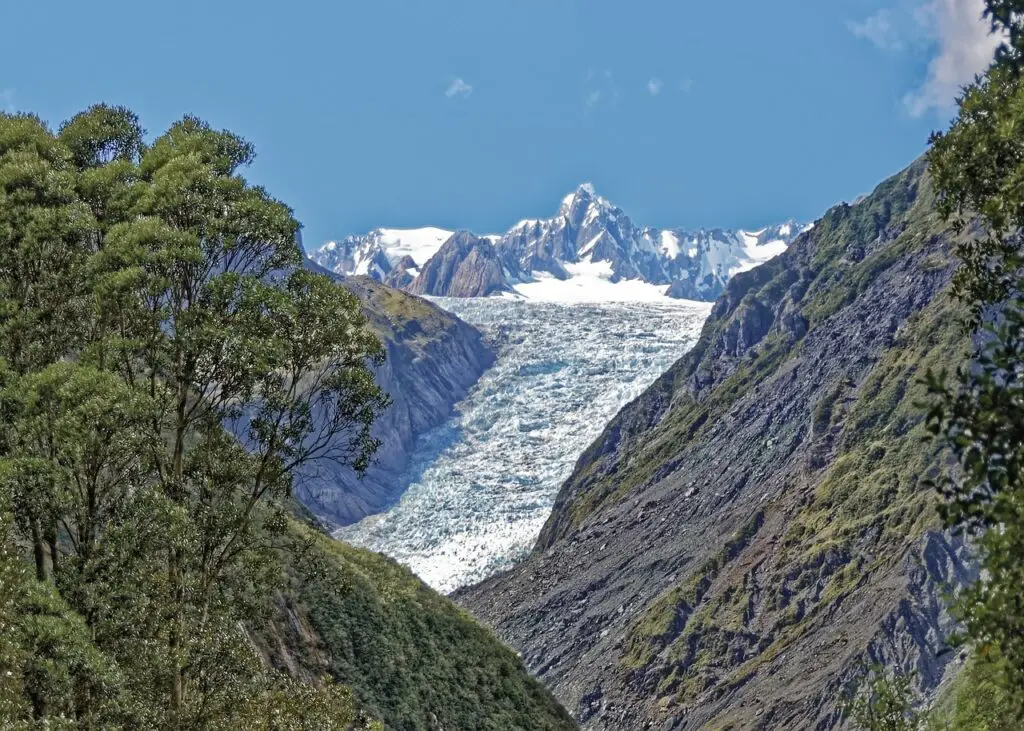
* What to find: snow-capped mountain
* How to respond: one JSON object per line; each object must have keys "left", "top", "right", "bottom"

{"left": 652, "top": 221, "right": 802, "bottom": 300}
{"left": 309, "top": 186, "right": 806, "bottom": 301}
{"left": 313, "top": 227, "right": 453, "bottom": 288}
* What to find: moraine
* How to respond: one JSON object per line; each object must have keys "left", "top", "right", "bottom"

{"left": 336, "top": 295, "right": 710, "bottom": 593}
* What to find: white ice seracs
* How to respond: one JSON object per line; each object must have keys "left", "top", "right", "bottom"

{"left": 336, "top": 296, "right": 711, "bottom": 593}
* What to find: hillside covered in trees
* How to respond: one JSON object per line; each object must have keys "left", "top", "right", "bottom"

{"left": 0, "top": 107, "right": 575, "bottom": 730}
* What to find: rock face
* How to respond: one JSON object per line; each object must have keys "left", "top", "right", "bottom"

{"left": 309, "top": 186, "right": 802, "bottom": 301}
{"left": 456, "top": 159, "right": 977, "bottom": 729}
{"left": 298, "top": 262, "right": 494, "bottom": 526}
{"left": 407, "top": 230, "right": 512, "bottom": 297}
{"left": 383, "top": 254, "right": 418, "bottom": 289}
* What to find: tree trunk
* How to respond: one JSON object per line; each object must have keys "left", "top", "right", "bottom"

{"left": 30, "top": 518, "right": 47, "bottom": 582}
{"left": 45, "top": 522, "right": 58, "bottom": 577}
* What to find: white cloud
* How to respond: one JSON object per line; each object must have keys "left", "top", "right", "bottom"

{"left": 904, "top": 0, "right": 1002, "bottom": 116}
{"left": 847, "top": 9, "right": 904, "bottom": 50}
{"left": 0, "top": 89, "right": 14, "bottom": 113}
{"left": 584, "top": 69, "right": 618, "bottom": 113}
{"left": 679, "top": 78, "right": 695, "bottom": 93}
{"left": 848, "top": 0, "right": 1002, "bottom": 117}
{"left": 445, "top": 77, "right": 473, "bottom": 99}
{"left": 647, "top": 78, "right": 664, "bottom": 96}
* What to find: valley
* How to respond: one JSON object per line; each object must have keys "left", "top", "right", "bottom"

{"left": 6, "top": 3, "right": 1018, "bottom": 729}
{"left": 337, "top": 295, "right": 711, "bottom": 592}
{"left": 456, "top": 160, "right": 976, "bottom": 729}
{"left": 303, "top": 159, "right": 987, "bottom": 730}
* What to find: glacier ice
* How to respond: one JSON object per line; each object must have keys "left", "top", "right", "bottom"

{"left": 335, "top": 296, "right": 711, "bottom": 593}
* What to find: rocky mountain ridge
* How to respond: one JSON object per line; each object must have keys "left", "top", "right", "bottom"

{"left": 456, "top": 159, "right": 976, "bottom": 729}
{"left": 298, "top": 260, "right": 494, "bottom": 526}
{"left": 407, "top": 231, "right": 512, "bottom": 298}
{"left": 310, "top": 185, "right": 803, "bottom": 301}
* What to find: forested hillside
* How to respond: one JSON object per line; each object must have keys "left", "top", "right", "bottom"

{"left": 0, "top": 107, "right": 575, "bottom": 730}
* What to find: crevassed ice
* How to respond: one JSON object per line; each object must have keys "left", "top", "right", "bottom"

{"left": 336, "top": 296, "right": 711, "bottom": 593}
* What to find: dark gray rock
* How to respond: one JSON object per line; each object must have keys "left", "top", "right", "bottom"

{"left": 297, "top": 264, "right": 494, "bottom": 526}
{"left": 408, "top": 231, "right": 513, "bottom": 298}
{"left": 456, "top": 159, "right": 975, "bottom": 729}
{"left": 383, "top": 254, "right": 418, "bottom": 289}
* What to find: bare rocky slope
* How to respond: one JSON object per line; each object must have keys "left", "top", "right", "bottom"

{"left": 298, "top": 262, "right": 494, "bottom": 526}
{"left": 456, "top": 159, "right": 977, "bottom": 730}
{"left": 407, "top": 231, "right": 512, "bottom": 298}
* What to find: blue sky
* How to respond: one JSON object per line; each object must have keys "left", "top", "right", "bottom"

{"left": 0, "top": 0, "right": 998, "bottom": 247}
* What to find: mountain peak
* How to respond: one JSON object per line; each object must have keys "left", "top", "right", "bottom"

{"left": 311, "top": 189, "right": 803, "bottom": 302}
{"left": 560, "top": 182, "right": 597, "bottom": 203}
{"left": 560, "top": 182, "right": 615, "bottom": 219}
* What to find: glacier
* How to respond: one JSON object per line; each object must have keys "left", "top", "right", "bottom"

{"left": 336, "top": 296, "right": 711, "bottom": 593}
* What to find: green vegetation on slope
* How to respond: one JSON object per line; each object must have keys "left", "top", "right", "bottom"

{"left": 276, "top": 524, "right": 577, "bottom": 731}
{"left": 636, "top": 174, "right": 966, "bottom": 707}
{"left": 517, "top": 154, "right": 971, "bottom": 724}
{"left": 344, "top": 276, "right": 456, "bottom": 349}
{"left": 843, "top": 652, "right": 1020, "bottom": 731}
{"left": 929, "top": 652, "right": 1019, "bottom": 731}
{"left": 558, "top": 160, "right": 939, "bottom": 540}
{"left": 0, "top": 105, "right": 575, "bottom": 730}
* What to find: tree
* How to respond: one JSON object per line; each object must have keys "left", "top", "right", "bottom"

{"left": 923, "top": 305, "right": 1024, "bottom": 714}
{"left": 0, "top": 114, "right": 95, "bottom": 375}
{"left": 925, "top": 0, "right": 1024, "bottom": 718}
{"left": 981, "top": 1, "right": 1024, "bottom": 68}
{"left": 0, "top": 363, "right": 153, "bottom": 625}
{"left": 0, "top": 113, "right": 98, "bottom": 584}
{"left": 0, "top": 107, "right": 391, "bottom": 728}
{"left": 85, "top": 115, "right": 390, "bottom": 721}
{"left": 0, "top": 481, "right": 29, "bottom": 724}
{"left": 845, "top": 666, "right": 924, "bottom": 731}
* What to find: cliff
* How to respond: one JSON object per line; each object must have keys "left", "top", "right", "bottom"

{"left": 299, "top": 263, "right": 494, "bottom": 526}
{"left": 457, "top": 159, "right": 977, "bottom": 729}
{"left": 407, "top": 231, "right": 513, "bottom": 298}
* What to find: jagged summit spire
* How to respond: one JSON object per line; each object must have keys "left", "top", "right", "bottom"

{"left": 560, "top": 182, "right": 612, "bottom": 216}
{"left": 310, "top": 189, "right": 803, "bottom": 303}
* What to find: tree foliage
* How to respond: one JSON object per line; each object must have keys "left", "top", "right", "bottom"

{"left": 981, "top": 1, "right": 1024, "bottom": 69}
{"left": 925, "top": 308, "right": 1024, "bottom": 700}
{"left": 845, "top": 666, "right": 924, "bottom": 731}
{"left": 0, "top": 107, "right": 389, "bottom": 729}
{"left": 925, "top": 0, "right": 1024, "bottom": 720}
